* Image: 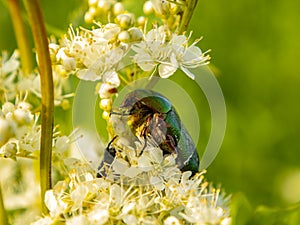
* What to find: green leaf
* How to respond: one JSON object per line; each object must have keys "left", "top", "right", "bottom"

{"left": 230, "top": 193, "right": 253, "bottom": 225}
{"left": 249, "top": 203, "right": 300, "bottom": 225}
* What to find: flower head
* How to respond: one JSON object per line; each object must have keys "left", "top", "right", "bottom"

{"left": 132, "top": 26, "right": 210, "bottom": 79}
{"left": 33, "top": 132, "right": 230, "bottom": 224}
{"left": 53, "top": 24, "right": 125, "bottom": 82}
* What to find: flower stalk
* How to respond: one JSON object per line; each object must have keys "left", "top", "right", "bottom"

{"left": 23, "top": 0, "right": 54, "bottom": 214}
{"left": 0, "top": 185, "right": 8, "bottom": 225}
{"left": 178, "top": 0, "right": 199, "bottom": 34}
{"left": 7, "top": 0, "right": 34, "bottom": 75}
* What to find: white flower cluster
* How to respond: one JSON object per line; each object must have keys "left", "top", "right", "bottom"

{"left": 85, "top": 0, "right": 125, "bottom": 24}
{"left": 145, "top": 0, "right": 181, "bottom": 17}
{"left": 132, "top": 26, "right": 210, "bottom": 79}
{"left": 50, "top": 24, "right": 125, "bottom": 82}
{"left": 30, "top": 66, "right": 74, "bottom": 108}
{"left": 0, "top": 50, "right": 73, "bottom": 108}
{"left": 50, "top": 23, "right": 128, "bottom": 113}
{"left": 0, "top": 100, "right": 40, "bottom": 159}
{"left": 0, "top": 99, "right": 78, "bottom": 160}
{"left": 0, "top": 51, "right": 32, "bottom": 101}
{"left": 32, "top": 139, "right": 231, "bottom": 225}
{"left": 99, "top": 137, "right": 181, "bottom": 189}
{"left": 0, "top": 158, "right": 41, "bottom": 225}
{"left": 52, "top": 24, "right": 209, "bottom": 118}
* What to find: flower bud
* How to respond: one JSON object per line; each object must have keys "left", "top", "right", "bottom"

{"left": 102, "top": 23, "right": 121, "bottom": 40}
{"left": 98, "top": 0, "right": 112, "bottom": 12}
{"left": 102, "top": 110, "right": 110, "bottom": 120}
{"left": 0, "top": 118, "right": 14, "bottom": 146}
{"left": 84, "top": 11, "right": 94, "bottom": 24}
{"left": 0, "top": 142, "right": 17, "bottom": 160}
{"left": 13, "top": 102, "right": 33, "bottom": 125}
{"left": 115, "top": 14, "right": 134, "bottom": 29}
{"left": 62, "top": 57, "right": 76, "bottom": 71}
{"left": 13, "top": 108, "right": 33, "bottom": 125}
{"left": 151, "top": 0, "right": 170, "bottom": 16}
{"left": 143, "top": 1, "right": 153, "bottom": 15}
{"left": 61, "top": 99, "right": 71, "bottom": 110}
{"left": 49, "top": 43, "right": 59, "bottom": 63}
{"left": 113, "top": 2, "right": 125, "bottom": 15}
{"left": 88, "top": 0, "right": 98, "bottom": 7}
{"left": 2, "top": 102, "right": 15, "bottom": 115}
{"left": 118, "top": 30, "right": 130, "bottom": 43}
{"left": 128, "top": 27, "right": 143, "bottom": 42}
{"left": 137, "top": 16, "right": 146, "bottom": 27}
{"left": 98, "top": 83, "right": 118, "bottom": 99}
{"left": 17, "top": 101, "right": 31, "bottom": 111}
{"left": 100, "top": 98, "right": 112, "bottom": 111}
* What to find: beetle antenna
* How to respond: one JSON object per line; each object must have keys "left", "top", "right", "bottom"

{"left": 110, "top": 110, "right": 130, "bottom": 116}
{"left": 107, "top": 135, "right": 118, "bottom": 148}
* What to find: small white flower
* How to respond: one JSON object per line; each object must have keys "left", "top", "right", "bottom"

{"left": 112, "top": 158, "right": 130, "bottom": 175}
{"left": 132, "top": 26, "right": 209, "bottom": 79}
{"left": 56, "top": 47, "right": 76, "bottom": 71}
{"left": 0, "top": 141, "right": 17, "bottom": 159}
{"left": 54, "top": 136, "right": 70, "bottom": 153}
{"left": 98, "top": 82, "right": 117, "bottom": 99}
{"left": 31, "top": 68, "right": 74, "bottom": 108}
{"left": 2, "top": 102, "right": 15, "bottom": 114}
{"left": 55, "top": 24, "right": 124, "bottom": 84}
{"left": 150, "top": 176, "right": 165, "bottom": 190}
{"left": 13, "top": 107, "right": 33, "bottom": 125}
{"left": 123, "top": 166, "right": 142, "bottom": 178}
{"left": 123, "top": 214, "right": 138, "bottom": 225}
{"left": 30, "top": 216, "right": 53, "bottom": 225}
{"left": 88, "top": 208, "right": 109, "bottom": 225}
{"left": 45, "top": 190, "right": 67, "bottom": 217}
{"left": 164, "top": 216, "right": 182, "bottom": 225}
{"left": 66, "top": 215, "right": 89, "bottom": 225}
{"left": 70, "top": 185, "right": 89, "bottom": 211}
{"left": 221, "top": 217, "right": 232, "bottom": 225}
{"left": 1, "top": 50, "right": 20, "bottom": 74}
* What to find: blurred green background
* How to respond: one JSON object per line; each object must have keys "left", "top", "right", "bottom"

{"left": 1, "top": 0, "right": 300, "bottom": 218}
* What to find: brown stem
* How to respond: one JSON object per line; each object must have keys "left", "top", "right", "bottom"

{"left": 178, "top": 0, "right": 199, "bottom": 34}
{"left": 0, "top": 185, "right": 8, "bottom": 225}
{"left": 7, "top": 0, "right": 34, "bottom": 75}
{"left": 23, "top": 0, "right": 54, "bottom": 214}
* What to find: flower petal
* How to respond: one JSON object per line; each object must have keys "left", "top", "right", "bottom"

{"left": 180, "top": 66, "right": 195, "bottom": 80}
{"left": 158, "top": 63, "right": 177, "bottom": 78}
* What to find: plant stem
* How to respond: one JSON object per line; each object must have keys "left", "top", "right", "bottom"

{"left": 7, "top": 0, "right": 34, "bottom": 75}
{"left": 0, "top": 185, "right": 8, "bottom": 225}
{"left": 23, "top": 0, "right": 54, "bottom": 214}
{"left": 178, "top": 0, "right": 199, "bottom": 34}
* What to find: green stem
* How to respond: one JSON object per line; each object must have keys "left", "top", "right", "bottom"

{"left": 178, "top": 0, "right": 199, "bottom": 34}
{"left": 23, "top": 0, "right": 54, "bottom": 214}
{"left": 7, "top": 0, "right": 34, "bottom": 75}
{"left": 0, "top": 185, "right": 8, "bottom": 225}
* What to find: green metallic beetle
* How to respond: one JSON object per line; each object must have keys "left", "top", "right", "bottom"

{"left": 121, "top": 89, "right": 199, "bottom": 173}
{"left": 98, "top": 89, "right": 199, "bottom": 177}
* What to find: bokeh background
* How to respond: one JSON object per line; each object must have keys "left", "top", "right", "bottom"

{"left": 1, "top": 0, "right": 300, "bottom": 221}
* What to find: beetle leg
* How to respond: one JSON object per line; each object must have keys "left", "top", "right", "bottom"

{"left": 97, "top": 136, "right": 118, "bottom": 178}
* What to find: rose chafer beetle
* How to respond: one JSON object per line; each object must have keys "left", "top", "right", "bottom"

{"left": 98, "top": 89, "right": 199, "bottom": 177}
